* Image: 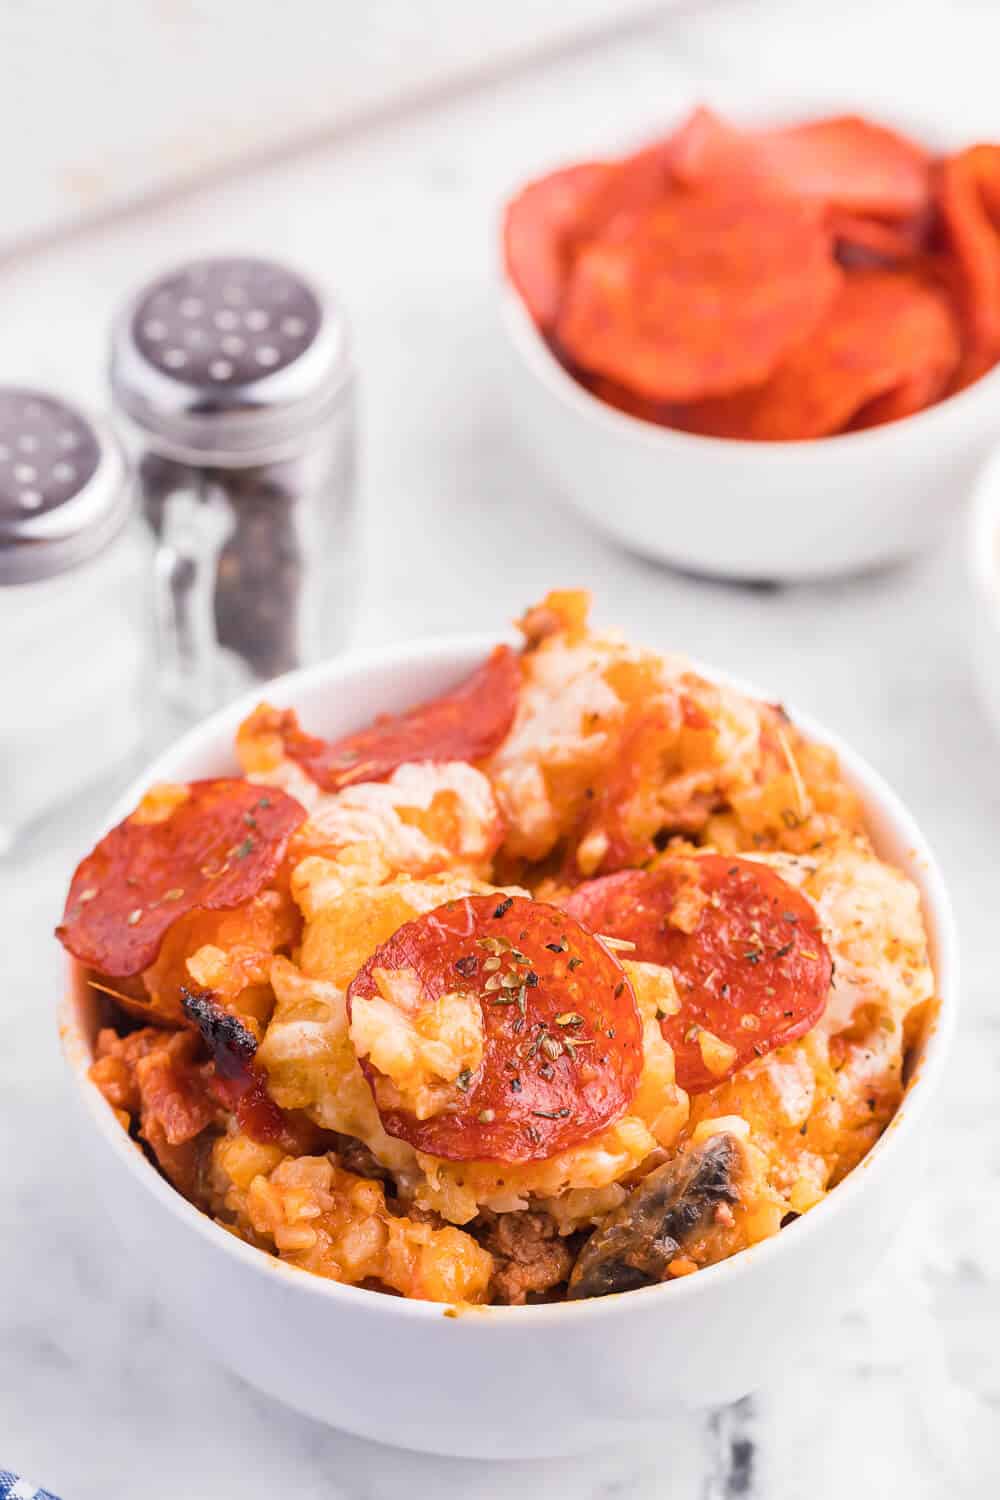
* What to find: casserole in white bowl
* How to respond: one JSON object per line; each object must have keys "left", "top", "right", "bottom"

{"left": 59, "top": 623, "right": 956, "bottom": 1458}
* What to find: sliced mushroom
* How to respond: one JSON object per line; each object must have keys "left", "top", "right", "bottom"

{"left": 567, "top": 1132, "right": 741, "bottom": 1299}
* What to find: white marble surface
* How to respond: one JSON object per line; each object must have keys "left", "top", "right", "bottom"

{"left": 2, "top": 3, "right": 999, "bottom": 1495}
{"left": 1, "top": 0, "right": 665, "bottom": 254}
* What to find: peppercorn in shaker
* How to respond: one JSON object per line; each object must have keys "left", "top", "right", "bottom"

{"left": 110, "top": 256, "right": 356, "bottom": 725}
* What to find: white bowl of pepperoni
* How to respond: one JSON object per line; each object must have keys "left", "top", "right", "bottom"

{"left": 500, "top": 105, "right": 1000, "bottom": 581}
{"left": 58, "top": 590, "right": 955, "bottom": 1458}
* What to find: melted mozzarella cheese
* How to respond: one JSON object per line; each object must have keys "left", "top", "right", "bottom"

{"left": 486, "top": 632, "right": 639, "bottom": 856}
{"left": 303, "top": 761, "right": 500, "bottom": 868}
{"left": 748, "top": 840, "right": 934, "bottom": 1034}
{"left": 413, "top": 1116, "right": 659, "bottom": 1225}
{"left": 296, "top": 872, "right": 512, "bottom": 994}
{"left": 350, "top": 972, "right": 484, "bottom": 1120}
{"left": 249, "top": 757, "right": 323, "bottom": 811}
{"left": 258, "top": 956, "right": 416, "bottom": 1178}
{"left": 623, "top": 959, "right": 689, "bottom": 1149}
{"left": 496, "top": 634, "right": 631, "bottom": 767}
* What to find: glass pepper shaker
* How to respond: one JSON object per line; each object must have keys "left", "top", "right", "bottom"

{"left": 0, "top": 387, "right": 148, "bottom": 854}
{"left": 110, "top": 256, "right": 357, "bottom": 730}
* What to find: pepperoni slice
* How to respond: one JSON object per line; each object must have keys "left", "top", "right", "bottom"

{"left": 57, "top": 780, "right": 306, "bottom": 978}
{"left": 566, "top": 138, "right": 679, "bottom": 251}
{"left": 936, "top": 145, "right": 1000, "bottom": 372}
{"left": 667, "top": 110, "right": 930, "bottom": 221}
{"left": 675, "top": 269, "right": 959, "bottom": 440}
{"left": 757, "top": 116, "right": 930, "bottom": 221}
{"left": 665, "top": 106, "right": 744, "bottom": 186}
{"left": 556, "top": 182, "right": 840, "bottom": 403}
{"left": 346, "top": 894, "right": 643, "bottom": 1163}
{"left": 276, "top": 645, "right": 521, "bottom": 794}
{"left": 565, "top": 856, "right": 831, "bottom": 1093}
{"left": 504, "top": 162, "right": 610, "bottom": 331}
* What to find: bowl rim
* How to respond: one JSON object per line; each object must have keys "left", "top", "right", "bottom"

{"left": 59, "top": 631, "right": 958, "bottom": 1325}
{"left": 498, "top": 279, "right": 1000, "bottom": 458}
{"left": 495, "top": 87, "right": 1000, "bottom": 457}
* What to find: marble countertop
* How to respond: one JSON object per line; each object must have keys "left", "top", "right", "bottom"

{"left": 2, "top": 3, "right": 998, "bottom": 1495}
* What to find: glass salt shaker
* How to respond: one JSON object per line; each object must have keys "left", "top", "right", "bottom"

{"left": 109, "top": 256, "right": 357, "bottom": 732}
{"left": 0, "top": 388, "right": 148, "bottom": 854}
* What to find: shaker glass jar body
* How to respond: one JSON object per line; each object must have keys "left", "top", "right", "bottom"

{"left": 124, "top": 397, "right": 355, "bottom": 719}
{"left": 0, "top": 390, "right": 147, "bottom": 854}
{"left": 1, "top": 519, "right": 149, "bottom": 849}
{"left": 110, "top": 256, "right": 358, "bottom": 730}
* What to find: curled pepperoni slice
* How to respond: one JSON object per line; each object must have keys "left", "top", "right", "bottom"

{"left": 936, "top": 145, "right": 1000, "bottom": 372}
{"left": 565, "top": 855, "right": 831, "bottom": 1094}
{"left": 504, "top": 162, "right": 610, "bottom": 331}
{"left": 757, "top": 116, "right": 930, "bottom": 221}
{"left": 675, "top": 269, "right": 959, "bottom": 440}
{"left": 670, "top": 110, "right": 930, "bottom": 221}
{"left": 556, "top": 183, "right": 840, "bottom": 403}
{"left": 57, "top": 780, "right": 306, "bottom": 978}
{"left": 276, "top": 645, "right": 520, "bottom": 793}
{"left": 346, "top": 894, "right": 643, "bottom": 1163}
{"left": 567, "top": 137, "right": 679, "bottom": 250}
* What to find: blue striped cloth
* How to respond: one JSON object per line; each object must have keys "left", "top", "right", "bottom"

{"left": 0, "top": 1474, "right": 61, "bottom": 1500}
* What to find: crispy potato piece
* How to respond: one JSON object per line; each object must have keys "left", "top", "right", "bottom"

{"left": 713, "top": 706, "right": 864, "bottom": 856}
{"left": 137, "top": 888, "right": 300, "bottom": 1028}
{"left": 215, "top": 1145, "right": 494, "bottom": 1304}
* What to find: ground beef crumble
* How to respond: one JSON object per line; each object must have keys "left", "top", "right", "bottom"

{"left": 475, "top": 1209, "right": 575, "bottom": 1304}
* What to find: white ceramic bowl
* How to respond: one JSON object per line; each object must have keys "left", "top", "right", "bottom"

{"left": 968, "top": 443, "right": 1000, "bottom": 736}
{"left": 499, "top": 138, "right": 1000, "bottom": 583}
{"left": 60, "top": 637, "right": 957, "bottom": 1458}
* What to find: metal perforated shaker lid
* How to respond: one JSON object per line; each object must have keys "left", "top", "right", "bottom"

{"left": 110, "top": 256, "right": 353, "bottom": 464}
{"left": 0, "top": 388, "right": 128, "bottom": 586}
